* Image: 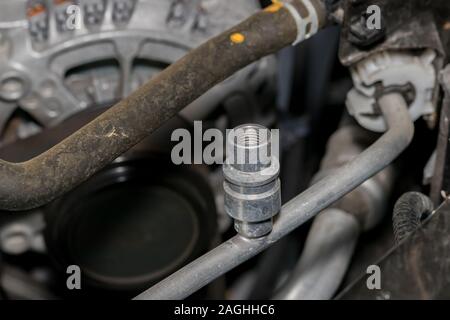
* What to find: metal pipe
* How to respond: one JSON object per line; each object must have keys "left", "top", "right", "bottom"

{"left": 1, "top": 265, "right": 57, "bottom": 300}
{"left": 0, "top": 0, "right": 327, "bottom": 211}
{"left": 275, "top": 125, "right": 395, "bottom": 300}
{"left": 274, "top": 208, "right": 359, "bottom": 300}
{"left": 134, "top": 93, "right": 415, "bottom": 300}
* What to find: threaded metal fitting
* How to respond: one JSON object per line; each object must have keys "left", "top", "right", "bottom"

{"left": 223, "top": 124, "right": 281, "bottom": 239}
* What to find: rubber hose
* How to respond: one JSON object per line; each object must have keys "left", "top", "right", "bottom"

{"left": 393, "top": 192, "right": 434, "bottom": 244}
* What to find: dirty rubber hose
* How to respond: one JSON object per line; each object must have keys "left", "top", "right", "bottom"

{"left": 0, "top": 0, "right": 327, "bottom": 211}
{"left": 393, "top": 192, "right": 434, "bottom": 244}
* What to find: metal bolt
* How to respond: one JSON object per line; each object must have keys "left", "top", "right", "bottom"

{"left": 223, "top": 124, "right": 281, "bottom": 239}
{"left": 348, "top": 11, "right": 385, "bottom": 48}
{"left": 0, "top": 225, "right": 33, "bottom": 255}
{"left": 0, "top": 75, "right": 28, "bottom": 101}
{"left": 167, "top": 0, "right": 187, "bottom": 27}
{"left": 46, "top": 98, "right": 62, "bottom": 118}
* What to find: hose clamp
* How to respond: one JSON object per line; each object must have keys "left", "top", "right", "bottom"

{"left": 283, "top": 0, "right": 320, "bottom": 45}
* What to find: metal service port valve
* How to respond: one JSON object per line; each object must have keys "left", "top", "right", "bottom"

{"left": 223, "top": 124, "right": 281, "bottom": 239}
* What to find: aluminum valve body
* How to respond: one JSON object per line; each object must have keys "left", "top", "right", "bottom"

{"left": 223, "top": 124, "right": 281, "bottom": 239}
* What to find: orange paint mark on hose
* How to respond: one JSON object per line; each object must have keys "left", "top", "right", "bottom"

{"left": 54, "top": 0, "right": 71, "bottom": 5}
{"left": 27, "top": 4, "right": 46, "bottom": 18}
{"left": 265, "top": 0, "right": 283, "bottom": 13}
{"left": 230, "top": 33, "right": 245, "bottom": 44}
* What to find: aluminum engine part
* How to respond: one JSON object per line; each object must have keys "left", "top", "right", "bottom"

{"left": 223, "top": 124, "right": 281, "bottom": 239}
{"left": 346, "top": 49, "right": 438, "bottom": 132}
{"left": 0, "top": 211, "right": 45, "bottom": 255}
{"left": 0, "top": 0, "right": 274, "bottom": 139}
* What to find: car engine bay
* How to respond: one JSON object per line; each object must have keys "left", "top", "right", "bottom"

{"left": 0, "top": 0, "right": 449, "bottom": 301}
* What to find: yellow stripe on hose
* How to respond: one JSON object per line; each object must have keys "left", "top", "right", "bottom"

{"left": 265, "top": 0, "right": 284, "bottom": 13}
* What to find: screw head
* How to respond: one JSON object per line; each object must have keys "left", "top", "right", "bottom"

{"left": 0, "top": 75, "right": 28, "bottom": 101}
{"left": 348, "top": 11, "right": 385, "bottom": 48}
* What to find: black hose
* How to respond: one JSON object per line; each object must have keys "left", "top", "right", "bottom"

{"left": 393, "top": 192, "right": 434, "bottom": 244}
